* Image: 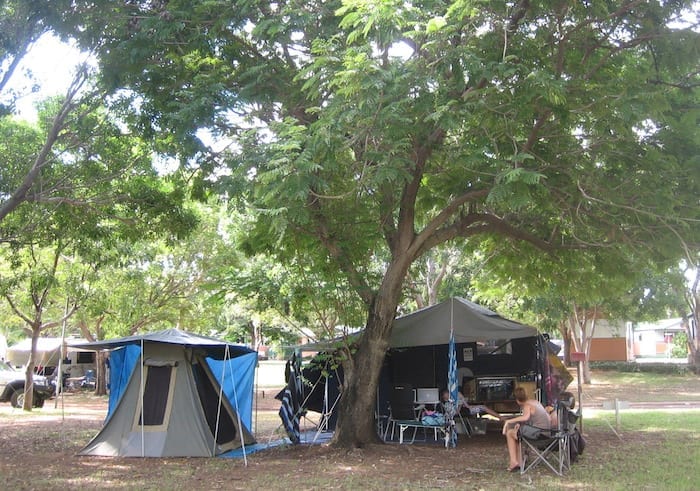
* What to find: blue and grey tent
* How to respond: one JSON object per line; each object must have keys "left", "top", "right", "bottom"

{"left": 70, "top": 329, "right": 257, "bottom": 457}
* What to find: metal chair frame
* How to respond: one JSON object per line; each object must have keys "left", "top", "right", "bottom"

{"left": 518, "top": 403, "right": 579, "bottom": 476}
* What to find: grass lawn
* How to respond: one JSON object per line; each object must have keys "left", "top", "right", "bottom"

{"left": 565, "top": 410, "right": 700, "bottom": 490}
{"left": 578, "top": 369, "right": 700, "bottom": 404}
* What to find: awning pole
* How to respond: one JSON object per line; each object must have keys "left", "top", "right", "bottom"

{"left": 213, "top": 347, "right": 226, "bottom": 456}
{"left": 254, "top": 360, "right": 259, "bottom": 435}
{"left": 140, "top": 338, "right": 144, "bottom": 458}
{"left": 55, "top": 298, "right": 68, "bottom": 410}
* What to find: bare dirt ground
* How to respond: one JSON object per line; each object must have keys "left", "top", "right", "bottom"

{"left": 1, "top": 371, "right": 699, "bottom": 490}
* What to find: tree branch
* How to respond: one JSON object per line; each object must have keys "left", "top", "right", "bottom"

{"left": 507, "top": 0, "right": 531, "bottom": 33}
{"left": 412, "top": 189, "right": 490, "bottom": 254}
{"left": 0, "top": 68, "right": 89, "bottom": 223}
{"left": 3, "top": 294, "right": 35, "bottom": 327}
{"left": 39, "top": 304, "right": 78, "bottom": 332}
{"left": 394, "top": 128, "right": 448, "bottom": 253}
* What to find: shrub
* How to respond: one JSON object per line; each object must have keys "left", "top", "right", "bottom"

{"left": 590, "top": 361, "right": 690, "bottom": 375}
{"left": 671, "top": 332, "right": 689, "bottom": 358}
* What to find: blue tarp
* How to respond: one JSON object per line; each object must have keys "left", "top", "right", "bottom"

{"left": 206, "top": 352, "right": 257, "bottom": 430}
{"left": 220, "top": 438, "right": 290, "bottom": 458}
{"left": 107, "top": 344, "right": 141, "bottom": 418}
{"left": 221, "top": 430, "right": 334, "bottom": 459}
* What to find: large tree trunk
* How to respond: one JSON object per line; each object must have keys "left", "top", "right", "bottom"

{"left": 331, "top": 323, "right": 390, "bottom": 447}
{"left": 332, "top": 264, "right": 408, "bottom": 447}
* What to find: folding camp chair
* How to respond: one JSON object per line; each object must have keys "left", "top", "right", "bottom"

{"left": 518, "top": 402, "right": 579, "bottom": 476}
{"left": 384, "top": 386, "right": 419, "bottom": 442}
{"left": 375, "top": 385, "right": 391, "bottom": 438}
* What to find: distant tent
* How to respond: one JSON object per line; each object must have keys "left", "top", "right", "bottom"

{"left": 6, "top": 338, "right": 63, "bottom": 367}
{"left": 70, "top": 329, "right": 257, "bottom": 457}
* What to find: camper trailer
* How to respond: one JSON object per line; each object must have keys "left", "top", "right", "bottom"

{"left": 298, "top": 298, "right": 571, "bottom": 430}
{"left": 6, "top": 337, "right": 96, "bottom": 383}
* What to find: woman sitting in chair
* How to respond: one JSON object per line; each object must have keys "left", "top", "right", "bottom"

{"left": 456, "top": 387, "right": 503, "bottom": 420}
{"left": 502, "top": 387, "right": 551, "bottom": 472}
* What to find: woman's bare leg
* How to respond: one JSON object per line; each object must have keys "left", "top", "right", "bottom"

{"left": 505, "top": 427, "right": 520, "bottom": 469}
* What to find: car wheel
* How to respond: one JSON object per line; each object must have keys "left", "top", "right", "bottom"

{"left": 10, "top": 390, "right": 24, "bottom": 408}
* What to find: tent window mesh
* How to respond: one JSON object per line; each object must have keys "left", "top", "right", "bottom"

{"left": 139, "top": 365, "right": 172, "bottom": 426}
{"left": 192, "top": 362, "right": 237, "bottom": 443}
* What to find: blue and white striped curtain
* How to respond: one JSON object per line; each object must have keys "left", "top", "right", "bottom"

{"left": 447, "top": 328, "right": 458, "bottom": 448}
{"left": 278, "top": 353, "right": 303, "bottom": 444}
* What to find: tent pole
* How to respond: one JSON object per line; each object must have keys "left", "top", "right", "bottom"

{"left": 313, "top": 369, "right": 341, "bottom": 443}
{"left": 213, "top": 347, "right": 225, "bottom": 458}
{"left": 227, "top": 345, "right": 248, "bottom": 466}
{"left": 447, "top": 299, "right": 458, "bottom": 448}
{"left": 325, "top": 375, "right": 329, "bottom": 430}
{"left": 313, "top": 373, "right": 330, "bottom": 443}
{"left": 55, "top": 298, "right": 68, "bottom": 409}
{"left": 214, "top": 344, "right": 249, "bottom": 464}
{"left": 140, "top": 338, "right": 144, "bottom": 458}
{"left": 254, "top": 359, "right": 259, "bottom": 436}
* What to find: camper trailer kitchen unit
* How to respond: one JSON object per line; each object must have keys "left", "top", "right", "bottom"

{"left": 296, "top": 298, "right": 572, "bottom": 432}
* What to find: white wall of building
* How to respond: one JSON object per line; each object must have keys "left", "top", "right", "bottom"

{"left": 594, "top": 319, "right": 627, "bottom": 338}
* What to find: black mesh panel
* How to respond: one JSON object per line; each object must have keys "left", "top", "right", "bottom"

{"left": 192, "top": 362, "right": 237, "bottom": 443}
{"left": 139, "top": 365, "right": 172, "bottom": 426}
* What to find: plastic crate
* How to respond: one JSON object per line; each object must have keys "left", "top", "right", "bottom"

{"left": 471, "top": 418, "right": 488, "bottom": 435}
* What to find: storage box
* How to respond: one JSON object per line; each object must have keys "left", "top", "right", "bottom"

{"left": 470, "top": 418, "right": 488, "bottom": 435}
{"left": 455, "top": 420, "right": 469, "bottom": 434}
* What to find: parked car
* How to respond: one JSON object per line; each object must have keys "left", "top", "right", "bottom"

{"left": 0, "top": 362, "right": 54, "bottom": 408}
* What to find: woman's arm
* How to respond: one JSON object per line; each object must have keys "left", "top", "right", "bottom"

{"left": 503, "top": 403, "right": 533, "bottom": 428}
